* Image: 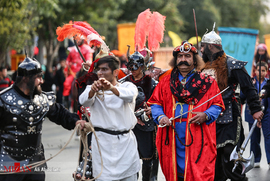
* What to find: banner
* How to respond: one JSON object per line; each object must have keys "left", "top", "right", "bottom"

{"left": 117, "top": 23, "right": 136, "bottom": 55}
{"left": 168, "top": 31, "right": 182, "bottom": 47}
{"left": 218, "top": 27, "right": 259, "bottom": 75}
{"left": 264, "top": 34, "right": 270, "bottom": 51}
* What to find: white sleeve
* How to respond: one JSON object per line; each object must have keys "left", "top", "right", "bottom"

{"left": 79, "top": 85, "right": 96, "bottom": 106}
{"left": 116, "top": 82, "right": 138, "bottom": 103}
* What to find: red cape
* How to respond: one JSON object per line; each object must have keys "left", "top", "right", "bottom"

{"left": 147, "top": 74, "right": 224, "bottom": 181}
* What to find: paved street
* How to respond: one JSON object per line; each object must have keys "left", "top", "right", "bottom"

{"left": 42, "top": 112, "right": 270, "bottom": 181}
{"left": 42, "top": 119, "right": 166, "bottom": 181}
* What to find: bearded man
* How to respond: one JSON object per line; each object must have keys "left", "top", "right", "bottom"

{"left": 200, "top": 25, "right": 264, "bottom": 181}
{"left": 0, "top": 57, "right": 86, "bottom": 181}
{"left": 148, "top": 41, "right": 225, "bottom": 181}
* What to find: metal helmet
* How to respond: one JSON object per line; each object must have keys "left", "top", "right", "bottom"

{"left": 201, "top": 22, "right": 222, "bottom": 45}
{"left": 18, "top": 56, "right": 42, "bottom": 77}
{"left": 126, "top": 45, "right": 149, "bottom": 71}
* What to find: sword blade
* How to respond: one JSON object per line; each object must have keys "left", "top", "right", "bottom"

{"left": 159, "top": 86, "right": 229, "bottom": 127}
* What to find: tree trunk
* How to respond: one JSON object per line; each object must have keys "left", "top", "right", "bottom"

{"left": 45, "top": 20, "right": 61, "bottom": 69}
{"left": 0, "top": 51, "right": 6, "bottom": 66}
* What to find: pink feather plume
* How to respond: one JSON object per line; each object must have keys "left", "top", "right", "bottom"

{"left": 134, "top": 9, "right": 152, "bottom": 50}
{"left": 73, "top": 21, "right": 100, "bottom": 36}
{"left": 72, "top": 24, "right": 93, "bottom": 38}
{"left": 148, "top": 12, "right": 166, "bottom": 51}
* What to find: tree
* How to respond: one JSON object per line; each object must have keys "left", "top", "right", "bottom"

{"left": 1, "top": 0, "right": 269, "bottom": 69}
{"left": 0, "top": 0, "right": 38, "bottom": 64}
{"left": 179, "top": 0, "right": 269, "bottom": 41}
{"left": 179, "top": 0, "right": 221, "bottom": 40}
{"left": 36, "top": 0, "right": 128, "bottom": 69}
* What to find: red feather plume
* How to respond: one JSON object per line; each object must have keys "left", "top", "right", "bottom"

{"left": 134, "top": 9, "right": 152, "bottom": 50}
{"left": 148, "top": 12, "right": 166, "bottom": 51}
{"left": 56, "top": 21, "right": 102, "bottom": 46}
{"left": 56, "top": 24, "right": 81, "bottom": 41}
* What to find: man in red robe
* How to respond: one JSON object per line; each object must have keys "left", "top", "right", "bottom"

{"left": 147, "top": 41, "right": 225, "bottom": 181}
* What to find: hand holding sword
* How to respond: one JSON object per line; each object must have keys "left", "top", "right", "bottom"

{"left": 158, "top": 86, "right": 230, "bottom": 128}
{"left": 159, "top": 116, "right": 172, "bottom": 127}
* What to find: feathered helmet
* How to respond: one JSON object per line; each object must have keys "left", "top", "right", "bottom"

{"left": 18, "top": 56, "right": 42, "bottom": 77}
{"left": 173, "top": 41, "right": 198, "bottom": 57}
{"left": 56, "top": 21, "right": 111, "bottom": 72}
{"left": 127, "top": 9, "right": 166, "bottom": 71}
{"left": 201, "top": 22, "right": 222, "bottom": 46}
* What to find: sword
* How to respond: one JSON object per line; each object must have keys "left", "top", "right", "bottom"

{"left": 71, "top": 18, "right": 86, "bottom": 63}
{"left": 118, "top": 73, "right": 132, "bottom": 82}
{"left": 159, "top": 86, "right": 229, "bottom": 127}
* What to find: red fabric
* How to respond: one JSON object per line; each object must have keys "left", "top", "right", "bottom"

{"left": 88, "top": 58, "right": 100, "bottom": 73}
{"left": 66, "top": 44, "right": 93, "bottom": 73}
{"left": 63, "top": 75, "right": 75, "bottom": 96}
{"left": 0, "top": 77, "right": 13, "bottom": 91}
{"left": 34, "top": 46, "right": 39, "bottom": 55}
{"left": 147, "top": 73, "right": 225, "bottom": 181}
{"left": 118, "top": 69, "right": 128, "bottom": 79}
{"left": 77, "top": 110, "right": 82, "bottom": 119}
{"left": 158, "top": 69, "right": 172, "bottom": 82}
{"left": 10, "top": 49, "right": 17, "bottom": 55}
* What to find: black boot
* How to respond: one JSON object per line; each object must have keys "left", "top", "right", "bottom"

{"left": 142, "top": 160, "right": 152, "bottom": 181}
{"left": 150, "top": 158, "right": 159, "bottom": 181}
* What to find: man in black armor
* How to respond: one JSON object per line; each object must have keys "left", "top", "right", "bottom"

{"left": 200, "top": 24, "right": 264, "bottom": 181}
{"left": 0, "top": 56, "right": 86, "bottom": 181}
{"left": 123, "top": 48, "right": 159, "bottom": 181}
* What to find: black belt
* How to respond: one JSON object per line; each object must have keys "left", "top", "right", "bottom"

{"left": 94, "top": 127, "right": 130, "bottom": 135}
{"left": 178, "top": 172, "right": 184, "bottom": 177}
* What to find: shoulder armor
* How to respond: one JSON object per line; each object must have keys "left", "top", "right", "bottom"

{"left": 0, "top": 86, "right": 12, "bottom": 107}
{"left": 41, "top": 91, "right": 56, "bottom": 106}
{"left": 227, "top": 56, "right": 247, "bottom": 77}
{"left": 0, "top": 88, "right": 52, "bottom": 125}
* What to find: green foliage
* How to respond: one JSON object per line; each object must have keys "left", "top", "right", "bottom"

{"left": 0, "top": 0, "right": 269, "bottom": 66}
{"left": 0, "top": 0, "right": 59, "bottom": 63}
{"left": 179, "top": 0, "right": 269, "bottom": 40}
{"left": 0, "top": 0, "right": 33, "bottom": 52}
{"left": 179, "top": 0, "right": 220, "bottom": 40}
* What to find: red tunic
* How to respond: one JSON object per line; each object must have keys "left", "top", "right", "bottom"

{"left": 63, "top": 75, "right": 75, "bottom": 96}
{"left": 147, "top": 74, "right": 224, "bottom": 181}
{"left": 67, "top": 44, "right": 93, "bottom": 73}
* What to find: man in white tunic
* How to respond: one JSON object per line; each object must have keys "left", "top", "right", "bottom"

{"left": 79, "top": 55, "right": 141, "bottom": 181}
